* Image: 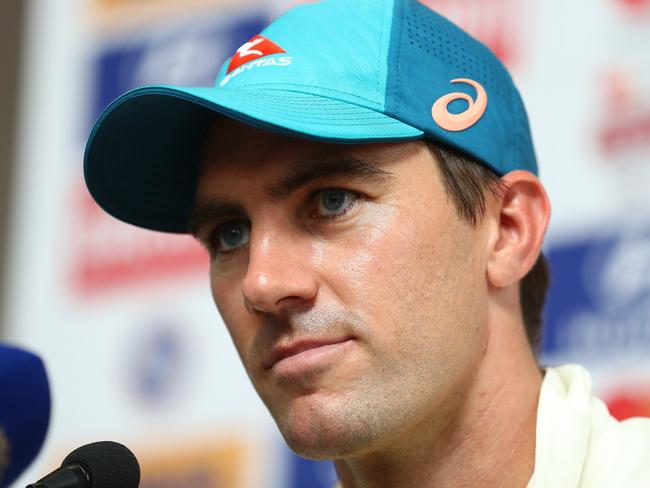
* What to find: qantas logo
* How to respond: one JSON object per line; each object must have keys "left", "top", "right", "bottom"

{"left": 221, "top": 35, "right": 292, "bottom": 87}
{"left": 227, "top": 35, "right": 287, "bottom": 74}
{"left": 431, "top": 79, "right": 488, "bottom": 132}
{"left": 237, "top": 38, "right": 265, "bottom": 58}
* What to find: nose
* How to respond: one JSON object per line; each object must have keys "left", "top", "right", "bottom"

{"left": 241, "top": 229, "right": 319, "bottom": 315}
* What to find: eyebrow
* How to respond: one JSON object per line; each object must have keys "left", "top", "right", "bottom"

{"left": 264, "top": 157, "right": 394, "bottom": 200}
{"left": 188, "top": 157, "right": 394, "bottom": 236}
{"left": 188, "top": 200, "right": 245, "bottom": 237}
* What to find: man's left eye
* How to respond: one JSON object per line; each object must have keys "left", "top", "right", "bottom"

{"left": 315, "top": 189, "right": 358, "bottom": 218}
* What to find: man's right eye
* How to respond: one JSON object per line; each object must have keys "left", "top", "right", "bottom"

{"left": 211, "top": 220, "right": 251, "bottom": 253}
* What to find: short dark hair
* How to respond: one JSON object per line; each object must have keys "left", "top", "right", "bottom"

{"left": 423, "top": 140, "right": 550, "bottom": 354}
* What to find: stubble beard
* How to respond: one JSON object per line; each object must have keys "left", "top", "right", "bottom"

{"left": 250, "top": 303, "right": 400, "bottom": 459}
{"left": 249, "top": 303, "right": 459, "bottom": 461}
{"left": 266, "top": 346, "right": 447, "bottom": 461}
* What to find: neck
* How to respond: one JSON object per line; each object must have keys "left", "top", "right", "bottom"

{"left": 334, "top": 294, "right": 542, "bottom": 488}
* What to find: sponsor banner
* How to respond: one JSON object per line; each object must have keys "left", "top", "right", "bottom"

{"left": 543, "top": 220, "right": 650, "bottom": 418}
{"left": 87, "top": 0, "right": 266, "bottom": 32}
{"left": 612, "top": 0, "right": 650, "bottom": 15}
{"left": 68, "top": 180, "right": 208, "bottom": 295}
{"left": 121, "top": 316, "right": 195, "bottom": 410}
{"left": 600, "top": 369, "right": 650, "bottom": 420}
{"left": 268, "top": 1, "right": 317, "bottom": 19}
{"left": 91, "top": 0, "right": 224, "bottom": 7}
{"left": 595, "top": 0, "right": 650, "bottom": 173}
{"left": 90, "top": 0, "right": 262, "bottom": 10}
{"left": 596, "top": 65, "right": 650, "bottom": 171}
{"left": 594, "top": 34, "right": 650, "bottom": 180}
{"left": 137, "top": 437, "right": 250, "bottom": 488}
{"left": 36, "top": 435, "right": 258, "bottom": 488}
{"left": 528, "top": 0, "right": 649, "bottom": 238}
{"left": 543, "top": 221, "right": 650, "bottom": 359}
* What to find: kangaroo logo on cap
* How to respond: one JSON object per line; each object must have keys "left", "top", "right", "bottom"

{"left": 227, "top": 35, "right": 287, "bottom": 74}
{"left": 431, "top": 79, "right": 488, "bottom": 132}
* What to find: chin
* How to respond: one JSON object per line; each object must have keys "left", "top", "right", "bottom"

{"left": 281, "top": 427, "right": 365, "bottom": 461}
{"left": 274, "top": 398, "right": 381, "bottom": 460}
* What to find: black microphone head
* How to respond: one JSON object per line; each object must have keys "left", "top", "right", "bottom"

{"left": 63, "top": 441, "right": 140, "bottom": 488}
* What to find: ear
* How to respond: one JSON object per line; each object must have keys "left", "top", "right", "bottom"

{"left": 486, "top": 170, "right": 551, "bottom": 288}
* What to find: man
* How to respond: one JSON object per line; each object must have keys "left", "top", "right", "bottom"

{"left": 84, "top": 0, "right": 650, "bottom": 486}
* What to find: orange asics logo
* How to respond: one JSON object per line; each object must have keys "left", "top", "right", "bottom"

{"left": 431, "top": 79, "right": 488, "bottom": 132}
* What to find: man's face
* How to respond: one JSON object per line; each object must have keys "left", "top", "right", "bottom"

{"left": 193, "top": 119, "right": 491, "bottom": 459}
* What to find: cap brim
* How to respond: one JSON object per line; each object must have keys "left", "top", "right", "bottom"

{"left": 84, "top": 86, "right": 423, "bottom": 233}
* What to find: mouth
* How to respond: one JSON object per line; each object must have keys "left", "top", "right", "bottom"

{"left": 264, "top": 337, "right": 355, "bottom": 371}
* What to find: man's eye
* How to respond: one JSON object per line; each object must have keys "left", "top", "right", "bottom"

{"left": 213, "top": 220, "right": 251, "bottom": 252}
{"left": 315, "top": 189, "right": 358, "bottom": 218}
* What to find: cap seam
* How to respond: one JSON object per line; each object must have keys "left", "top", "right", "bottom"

{"left": 510, "top": 79, "right": 518, "bottom": 173}
{"left": 377, "top": 0, "right": 387, "bottom": 105}
{"left": 222, "top": 83, "right": 382, "bottom": 110}
{"left": 394, "top": 0, "right": 404, "bottom": 106}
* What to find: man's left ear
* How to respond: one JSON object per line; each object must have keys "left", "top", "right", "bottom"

{"left": 486, "top": 170, "right": 551, "bottom": 288}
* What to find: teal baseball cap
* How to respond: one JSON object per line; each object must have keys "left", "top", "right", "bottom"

{"left": 84, "top": 0, "right": 537, "bottom": 233}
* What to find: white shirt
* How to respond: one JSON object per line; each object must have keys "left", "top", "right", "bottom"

{"left": 333, "top": 365, "right": 650, "bottom": 487}
{"left": 528, "top": 364, "right": 650, "bottom": 487}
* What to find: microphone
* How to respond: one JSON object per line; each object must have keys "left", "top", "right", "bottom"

{"left": 26, "top": 441, "right": 140, "bottom": 488}
{"left": 0, "top": 344, "right": 50, "bottom": 488}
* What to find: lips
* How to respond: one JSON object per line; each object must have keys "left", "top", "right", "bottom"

{"left": 264, "top": 337, "right": 353, "bottom": 370}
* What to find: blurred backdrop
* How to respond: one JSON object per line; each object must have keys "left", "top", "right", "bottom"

{"left": 1, "top": 0, "right": 649, "bottom": 486}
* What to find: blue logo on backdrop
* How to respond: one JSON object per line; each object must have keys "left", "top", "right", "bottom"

{"left": 543, "top": 222, "right": 650, "bottom": 359}
{"left": 91, "top": 12, "right": 266, "bottom": 129}
{"left": 126, "top": 318, "right": 191, "bottom": 408}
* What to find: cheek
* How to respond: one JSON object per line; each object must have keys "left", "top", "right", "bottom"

{"left": 321, "top": 201, "right": 453, "bottom": 301}
{"left": 319, "top": 198, "right": 487, "bottom": 364}
{"left": 317, "top": 205, "right": 399, "bottom": 306}
{"left": 210, "top": 268, "right": 252, "bottom": 360}
{"left": 396, "top": 214, "right": 488, "bottom": 373}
